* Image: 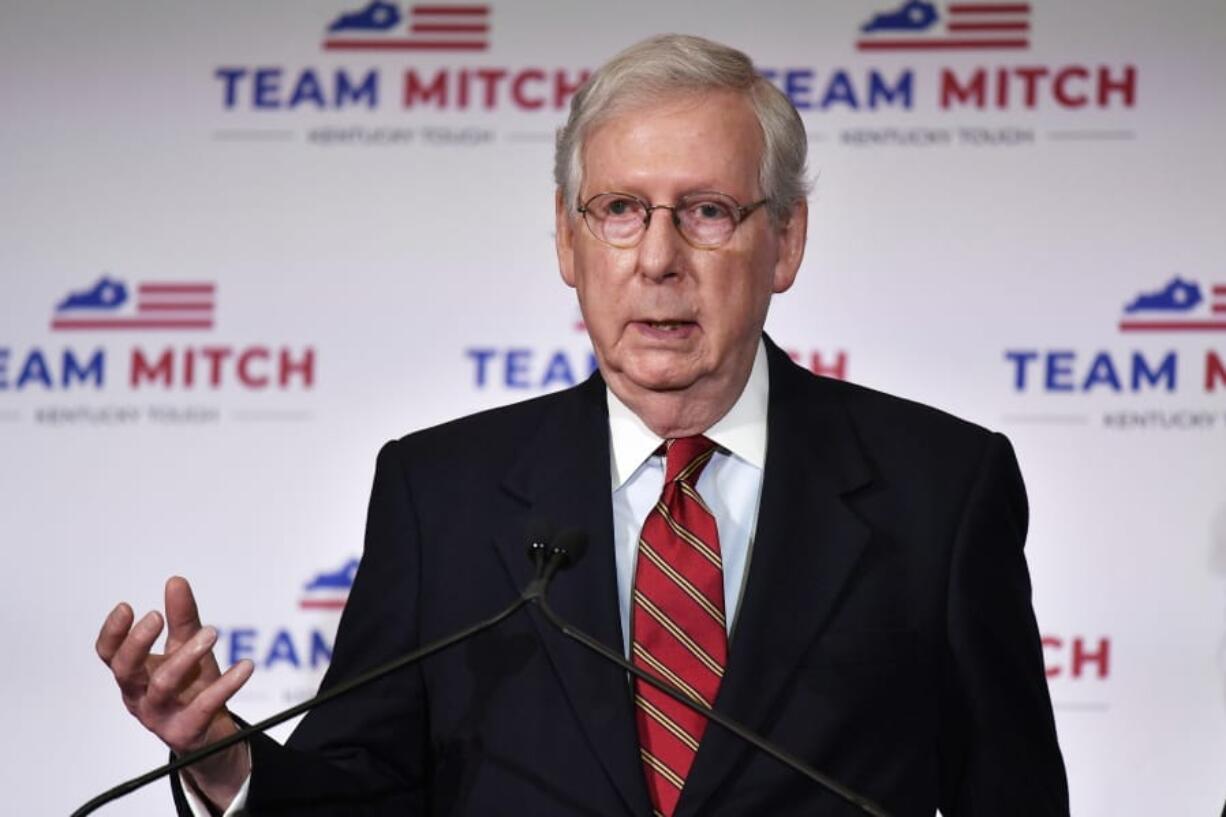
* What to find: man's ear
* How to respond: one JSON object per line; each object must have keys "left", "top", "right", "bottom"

{"left": 555, "top": 189, "right": 577, "bottom": 288}
{"left": 771, "top": 198, "right": 807, "bottom": 294}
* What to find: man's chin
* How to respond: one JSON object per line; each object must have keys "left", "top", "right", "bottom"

{"left": 613, "top": 364, "right": 704, "bottom": 395}
{"left": 597, "top": 345, "right": 715, "bottom": 395}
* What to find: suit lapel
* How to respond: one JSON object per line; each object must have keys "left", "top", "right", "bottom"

{"left": 493, "top": 374, "right": 653, "bottom": 817}
{"left": 675, "top": 340, "right": 873, "bottom": 817}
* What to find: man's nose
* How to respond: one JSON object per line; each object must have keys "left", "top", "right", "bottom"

{"left": 635, "top": 206, "right": 685, "bottom": 281}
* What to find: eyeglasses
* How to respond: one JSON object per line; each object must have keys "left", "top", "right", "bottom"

{"left": 576, "top": 191, "right": 770, "bottom": 249}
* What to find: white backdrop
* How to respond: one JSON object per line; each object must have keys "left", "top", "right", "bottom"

{"left": 2, "top": 1, "right": 1224, "bottom": 814}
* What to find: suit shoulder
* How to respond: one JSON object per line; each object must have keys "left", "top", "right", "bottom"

{"left": 378, "top": 382, "right": 597, "bottom": 473}
{"left": 796, "top": 371, "right": 1025, "bottom": 527}
{"left": 832, "top": 375, "right": 989, "bottom": 436}
{"left": 767, "top": 339, "right": 997, "bottom": 458}
{"left": 800, "top": 370, "right": 1005, "bottom": 472}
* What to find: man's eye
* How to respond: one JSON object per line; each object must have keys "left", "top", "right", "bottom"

{"left": 691, "top": 201, "right": 733, "bottom": 221}
{"left": 605, "top": 198, "right": 637, "bottom": 217}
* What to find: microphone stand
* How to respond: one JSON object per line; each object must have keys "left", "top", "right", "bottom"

{"left": 526, "top": 550, "right": 892, "bottom": 817}
{"left": 76, "top": 533, "right": 890, "bottom": 817}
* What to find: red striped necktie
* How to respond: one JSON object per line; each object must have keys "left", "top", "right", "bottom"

{"left": 631, "top": 436, "right": 728, "bottom": 817}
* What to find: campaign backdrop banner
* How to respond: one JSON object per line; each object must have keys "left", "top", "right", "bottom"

{"left": 1, "top": 1, "right": 1224, "bottom": 814}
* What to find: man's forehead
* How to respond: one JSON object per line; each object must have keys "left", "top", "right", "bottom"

{"left": 580, "top": 90, "right": 763, "bottom": 194}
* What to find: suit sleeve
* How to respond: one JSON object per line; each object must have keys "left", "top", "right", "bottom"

{"left": 939, "top": 432, "right": 1070, "bottom": 816}
{"left": 171, "top": 440, "right": 431, "bottom": 816}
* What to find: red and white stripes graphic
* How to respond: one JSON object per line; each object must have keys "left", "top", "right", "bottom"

{"left": 326, "top": 4, "right": 490, "bottom": 52}
{"left": 857, "top": 2, "right": 1031, "bottom": 51}
{"left": 52, "top": 282, "right": 215, "bottom": 331}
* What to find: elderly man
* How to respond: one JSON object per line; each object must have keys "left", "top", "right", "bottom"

{"left": 95, "top": 34, "right": 1068, "bottom": 817}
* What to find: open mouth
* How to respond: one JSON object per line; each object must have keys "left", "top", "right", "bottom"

{"left": 635, "top": 319, "right": 698, "bottom": 339}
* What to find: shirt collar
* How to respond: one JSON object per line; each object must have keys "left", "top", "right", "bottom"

{"left": 607, "top": 338, "right": 769, "bottom": 489}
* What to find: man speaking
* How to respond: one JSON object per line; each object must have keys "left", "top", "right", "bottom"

{"left": 94, "top": 34, "right": 1069, "bottom": 816}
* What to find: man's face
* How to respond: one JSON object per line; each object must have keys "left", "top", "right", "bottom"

{"left": 556, "top": 90, "right": 806, "bottom": 408}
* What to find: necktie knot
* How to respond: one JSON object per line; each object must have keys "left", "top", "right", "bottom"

{"left": 663, "top": 436, "right": 717, "bottom": 485}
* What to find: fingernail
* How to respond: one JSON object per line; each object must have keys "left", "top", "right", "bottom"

{"left": 196, "top": 626, "right": 217, "bottom": 647}
{"left": 140, "top": 611, "right": 160, "bottom": 630}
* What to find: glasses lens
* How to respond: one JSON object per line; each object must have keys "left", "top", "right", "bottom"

{"left": 676, "top": 193, "right": 739, "bottom": 247}
{"left": 585, "top": 194, "right": 647, "bottom": 246}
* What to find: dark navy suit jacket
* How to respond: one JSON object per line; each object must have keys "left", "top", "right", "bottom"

{"left": 175, "top": 337, "right": 1068, "bottom": 816}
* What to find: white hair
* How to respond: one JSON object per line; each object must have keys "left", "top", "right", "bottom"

{"left": 554, "top": 33, "right": 809, "bottom": 223}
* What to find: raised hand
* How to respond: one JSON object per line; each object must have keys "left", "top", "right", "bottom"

{"left": 95, "top": 576, "right": 253, "bottom": 809}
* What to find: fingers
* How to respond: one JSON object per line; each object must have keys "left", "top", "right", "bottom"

{"left": 148, "top": 658, "right": 254, "bottom": 755}
{"left": 164, "top": 576, "right": 203, "bottom": 650}
{"left": 95, "top": 602, "right": 134, "bottom": 664}
{"left": 146, "top": 626, "right": 218, "bottom": 708}
{"left": 190, "top": 660, "right": 255, "bottom": 725}
{"left": 97, "top": 582, "right": 250, "bottom": 760}
{"left": 108, "top": 609, "right": 164, "bottom": 702}
{"left": 169, "top": 661, "right": 255, "bottom": 751}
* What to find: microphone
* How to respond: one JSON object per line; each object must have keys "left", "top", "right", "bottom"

{"left": 548, "top": 528, "right": 589, "bottom": 572}
{"left": 524, "top": 526, "right": 589, "bottom": 600}
{"left": 525, "top": 515, "right": 555, "bottom": 576}
{"left": 527, "top": 532, "right": 893, "bottom": 817}
{"left": 72, "top": 520, "right": 562, "bottom": 817}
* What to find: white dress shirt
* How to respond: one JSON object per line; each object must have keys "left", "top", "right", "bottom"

{"left": 186, "top": 340, "right": 770, "bottom": 817}
{"left": 608, "top": 339, "right": 768, "bottom": 654}
{"left": 183, "top": 758, "right": 250, "bottom": 816}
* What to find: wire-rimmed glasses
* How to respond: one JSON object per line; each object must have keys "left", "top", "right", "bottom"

{"left": 577, "top": 191, "right": 770, "bottom": 249}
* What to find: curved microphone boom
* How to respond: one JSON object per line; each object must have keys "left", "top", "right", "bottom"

{"left": 527, "top": 530, "right": 893, "bottom": 817}
{"left": 74, "top": 523, "right": 888, "bottom": 817}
